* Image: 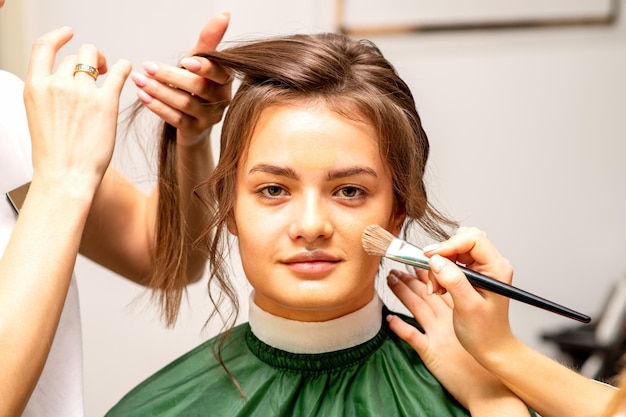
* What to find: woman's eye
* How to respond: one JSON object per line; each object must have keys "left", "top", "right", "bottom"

{"left": 337, "top": 186, "right": 364, "bottom": 199}
{"left": 261, "top": 185, "right": 285, "bottom": 197}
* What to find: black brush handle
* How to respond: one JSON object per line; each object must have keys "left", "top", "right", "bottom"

{"left": 459, "top": 265, "right": 591, "bottom": 323}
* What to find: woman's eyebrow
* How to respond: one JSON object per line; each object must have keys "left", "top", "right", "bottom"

{"left": 327, "top": 167, "right": 378, "bottom": 181}
{"left": 248, "top": 165, "right": 378, "bottom": 181}
{"left": 249, "top": 164, "right": 299, "bottom": 179}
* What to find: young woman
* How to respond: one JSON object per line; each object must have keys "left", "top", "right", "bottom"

{"left": 386, "top": 226, "right": 620, "bottom": 417}
{"left": 106, "top": 33, "right": 534, "bottom": 416}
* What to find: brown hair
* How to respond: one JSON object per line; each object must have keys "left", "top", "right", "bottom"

{"left": 148, "top": 32, "right": 456, "bottom": 334}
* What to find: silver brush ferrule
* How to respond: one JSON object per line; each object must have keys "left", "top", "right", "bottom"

{"left": 385, "top": 239, "right": 431, "bottom": 270}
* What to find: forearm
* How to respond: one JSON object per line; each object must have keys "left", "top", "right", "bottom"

{"left": 464, "top": 359, "right": 534, "bottom": 416}
{"left": 175, "top": 132, "right": 213, "bottom": 282}
{"left": 0, "top": 177, "right": 94, "bottom": 416}
{"left": 468, "top": 393, "right": 532, "bottom": 417}
{"left": 80, "top": 134, "right": 213, "bottom": 285}
{"left": 478, "top": 337, "right": 615, "bottom": 417}
{"left": 80, "top": 168, "right": 155, "bottom": 284}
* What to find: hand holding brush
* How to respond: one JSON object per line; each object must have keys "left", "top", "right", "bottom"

{"left": 383, "top": 228, "right": 613, "bottom": 417}
{"left": 362, "top": 224, "right": 590, "bottom": 323}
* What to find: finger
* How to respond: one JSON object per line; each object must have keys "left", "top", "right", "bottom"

{"left": 424, "top": 227, "right": 513, "bottom": 282}
{"left": 74, "top": 43, "right": 107, "bottom": 82}
{"left": 450, "top": 227, "right": 498, "bottom": 266}
{"left": 390, "top": 269, "right": 428, "bottom": 296}
{"left": 26, "top": 26, "right": 74, "bottom": 80}
{"left": 439, "top": 290, "right": 455, "bottom": 309}
{"left": 56, "top": 54, "right": 79, "bottom": 81}
{"left": 386, "top": 314, "right": 427, "bottom": 354}
{"left": 429, "top": 227, "right": 494, "bottom": 264}
{"left": 133, "top": 89, "right": 222, "bottom": 131}
{"left": 131, "top": 69, "right": 229, "bottom": 131}
{"left": 414, "top": 267, "right": 428, "bottom": 284}
{"left": 391, "top": 269, "right": 452, "bottom": 317}
{"left": 429, "top": 270, "right": 446, "bottom": 296}
{"left": 131, "top": 76, "right": 218, "bottom": 123}
{"left": 188, "top": 11, "right": 230, "bottom": 55}
{"left": 179, "top": 56, "right": 232, "bottom": 85}
{"left": 387, "top": 270, "right": 437, "bottom": 325}
{"left": 429, "top": 254, "right": 485, "bottom": 313}
{"left": 142, "top": 61, "right": 231, "bottom": 99}
{"left": 409, "top": 266, "right": 442, "bottom": 297}
{"left": 101, "top": 59, "right": 132, "bottom": 98}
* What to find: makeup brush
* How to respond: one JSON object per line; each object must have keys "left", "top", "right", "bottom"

{"left": 362, "top": 224, "right": 591, "bottom": 323}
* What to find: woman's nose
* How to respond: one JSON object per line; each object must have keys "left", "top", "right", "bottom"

{"left": 288, "top": 190, "right": 333, "bottom": 243}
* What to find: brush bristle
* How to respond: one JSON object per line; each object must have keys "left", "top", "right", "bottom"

{"left": 361, "top": 225, "right": 396, "bottom": 256}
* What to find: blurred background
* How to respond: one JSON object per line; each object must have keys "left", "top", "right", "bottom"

{"left": 2, "top": 0, "right": 626, "bottom": 415}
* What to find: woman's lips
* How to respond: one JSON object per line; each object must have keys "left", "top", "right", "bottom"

{"left": 282, "top": 251, "right": 341, "bottom": 275}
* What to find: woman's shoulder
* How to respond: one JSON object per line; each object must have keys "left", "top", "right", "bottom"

{"left": 105, "top": 323, "right": 252, "bottom": 416}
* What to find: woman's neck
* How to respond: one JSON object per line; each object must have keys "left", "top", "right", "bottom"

{"left": 253, "top": 290, "right": 377, "bottom": 322}
{"left": 248, "top": 292, "right": 383, "bottom": 354}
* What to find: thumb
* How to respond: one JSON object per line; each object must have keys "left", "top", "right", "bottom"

{"left": 429, "top": 254, "right": 483, "bottom": 310}
{"left": 189, "top": 12, "right": 230, "bottom": 55}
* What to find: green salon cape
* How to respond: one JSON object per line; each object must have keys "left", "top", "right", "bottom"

{"left": 106, "top": 308, "right": 533, "bottom": 416}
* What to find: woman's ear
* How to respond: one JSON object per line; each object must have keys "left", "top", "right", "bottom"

{"left": 226, "top": 213, "right": 238, "bottom": 236}
{"left": 391, "top": 207, "right": 406, "bottom": 236}
{"left": 227, "top": 217, "right": 238, "bottom": 236}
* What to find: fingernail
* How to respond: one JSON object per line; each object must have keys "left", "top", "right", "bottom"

{"left": 387, "top": 273, "right": 398, "bottom": 285}
{"left": 143, "top": 61, "right": 159, "bottom": 75}
{"left": 386, "top": 314, "right": 395, "bottom": 323}
{"left": 423, "top": 243, "right": 440, "bottom": 253}
{"left": 130, "top": 72, "right": 147, "bottom": 87}
{"left": 426, "top": 279, "right": 434, "bottom": 295}
{"left": 136, "top": 89, "right": 153, "bottom": 104}
{"left": 430, "top": 254, "right": 447, "bottom": 273}
{"left": 180, "top": 57, "right": 202, "bottom": 72}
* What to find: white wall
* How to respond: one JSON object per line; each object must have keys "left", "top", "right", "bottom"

{"left": 2, "top": 1, "right": 626, "bottom": 416}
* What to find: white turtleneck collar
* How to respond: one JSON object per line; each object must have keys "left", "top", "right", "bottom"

{"left": 248, "top": 292, "right": 383, "bottom": 354}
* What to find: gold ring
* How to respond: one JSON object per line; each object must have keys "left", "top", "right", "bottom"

{"left": 73, "top": 63, "right": 98, "bottom": 81}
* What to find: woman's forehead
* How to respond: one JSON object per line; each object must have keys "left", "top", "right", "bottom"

{"left": 240, "top": 103, "right": 385, "bottom": 171}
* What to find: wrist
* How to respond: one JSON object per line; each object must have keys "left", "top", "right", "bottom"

{"left": 462, "top": 366, "right": 518, "bottom": 410}
{"left": 175, "top": 133, "right": 214, "bottom": 185}
{"left": 176, "top": 126, "right": 212, "bottom": 149}
{"left": 470, "top": 332, "right": 523, "bottom": 373}
{"left": 29, "top": 172, "right": 99, "bottom": 210}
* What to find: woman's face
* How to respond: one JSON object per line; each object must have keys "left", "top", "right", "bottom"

{"left": 230, "top": 103, "right": 404, "bottom": 322}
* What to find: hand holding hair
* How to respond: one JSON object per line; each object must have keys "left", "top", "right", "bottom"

{"left": 130, "top": 12, "right": 233, "bottom": 145}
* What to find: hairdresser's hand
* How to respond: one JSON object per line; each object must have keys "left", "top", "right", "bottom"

{"left": 418, "top": 227, "right": 517, "bottom": 363}
{"left": 130, "top": 12, "right": 233, "bottom": 146}
{"left": 386, "top": 269, "right": 527, "bottom": 414}
{"left": 24, "top": 27, "right": 132, "bottom": 192}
